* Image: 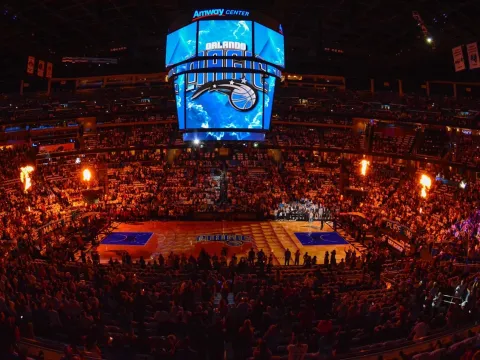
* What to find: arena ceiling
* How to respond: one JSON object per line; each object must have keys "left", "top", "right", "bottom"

{"left": 0, "top": 0, "right": 479, "bottom": 87}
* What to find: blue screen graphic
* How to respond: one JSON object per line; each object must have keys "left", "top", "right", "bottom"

{"left": 183, "top": 132, "right": 265, "bottom": 141}
{"left": 165, "top": 22, "right": 197, "bottom": 67}
{"left": 254, "top": 22, "right": 285, "bottom": 68}
{"left": 184, "top": 71, "right": 270, "bottom": 130}
{"left": 263, "top": 76, "right": 276, "bottom": 130}
{"left": 174, "top": 74, "right": 185, "bottom": 129}
{"left": 198, "top": 20, "right": 252, "bottom": 55}
{"left": 167, "top": 18, "right": 284, "bottom": 141}
{"left": 267, "top": 65, "right": 282, "bottom": 78}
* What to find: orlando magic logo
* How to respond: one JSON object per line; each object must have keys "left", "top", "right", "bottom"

{"left": 196, "top": 234, "right": 252, "bottom": 247}
{"left": 185, "top": 42, "right": 268, "bottom": 112}
{"left": 191, "top": 78, "right": 258, "bottom": 111}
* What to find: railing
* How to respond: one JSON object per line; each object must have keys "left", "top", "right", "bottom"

{"left": 347, "top": 322, "right": 480, "bottom": 360}
{"left": 19, "top": 338, "right": 104, "bottom": 360}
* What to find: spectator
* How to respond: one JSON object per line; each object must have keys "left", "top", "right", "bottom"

{"left": 288, "top": 334, "right": 308, "bottom": 360}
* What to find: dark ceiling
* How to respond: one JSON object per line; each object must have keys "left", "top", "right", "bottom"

{"left": 0, "top": 0, "right": 479, "bottom": 88}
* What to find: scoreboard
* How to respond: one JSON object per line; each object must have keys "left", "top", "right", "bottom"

{"left": 166, "top": 9, "right": 285, "bottom": 141}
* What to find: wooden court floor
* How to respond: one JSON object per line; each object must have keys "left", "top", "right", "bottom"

{"left": 97, "top": 220, "right": 356, "bottom": 265}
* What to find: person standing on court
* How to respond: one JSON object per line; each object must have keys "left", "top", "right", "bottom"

{"left": 284, "top": 248, "right": 291, "bottom": 266}
{"left": 248, "top": 248, "right": 256, "bottom": 266}
{"left": 294, "top": 249, "right": 301, "bottom": 265}
{"left": 324, "top": 251, "right": 330, "bottom": 268}
{"left": 330, "top": 249, "right": 337, "bottom": 268}
{"left": 258, "top": 249, "right": 265, "bottom": 264}
{"left": 320, "top": 207, "right": 324, "bottom": 230}
{"left": 303, "top": 252, "right": 309, "bottom": 265}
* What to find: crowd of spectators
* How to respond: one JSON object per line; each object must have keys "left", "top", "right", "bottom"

{"left": 227, "top": 163, "right": 285, "bottom": 216}
{"left": 274, "top": 199, "right": 331, "bottom": 222}
{"left": 452, "top": 133, "right": 480, "bottom": 167}
{"left": 274, "top": 126, "right": 322, "bottom": 147}
{"left": 323, "top": 129, "right": 363, "bottom": 151}
{"left": 0, "top": 95, "right": 480, "bottom": 359}
{"left": 2, "top": 229, "right": 480, "bottom": 359}
{"left": 417, "top": 129, "right": 450, "bottom": 158}
{"left": 0, "top": 145, "right": 31, "bottom": 182}
{"left": 1, "top": 144, "right": 478, "bottom": 246}
{"left": 0, "top": 154, "right": 479, "bottom": 360}
{"left": 372, "top": 132, "right": 416, "bottom": 155}
{"left": 95, "top": 124, "right": 173, "bottom": 149}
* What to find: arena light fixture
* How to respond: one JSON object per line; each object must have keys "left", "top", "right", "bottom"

{"left": 193, "top": 139, "right": 200, "bottom": 145}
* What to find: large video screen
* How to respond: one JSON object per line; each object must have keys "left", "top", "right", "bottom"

{"left": 167, "top": 17, "right": 284, "bottom": 140}
{"left": 173, "top": 74, "right": 185, "bottom": 129}
{"left": 262, "top": 75, "right": 277, "bottom": 130}
{"left": 198, "top": 20, "right": 253, "bottom": 57}
{"left": 254, "top": 22, "right": 285, "bottom": 68}
{"left": 181, "top": 70, "right": 274, "bottom": 131}
{"left": 183, "top": 132, "right": 265, "bottom": 142}
{"left": 165, "top": 22, "right": 197, "bottom": 67}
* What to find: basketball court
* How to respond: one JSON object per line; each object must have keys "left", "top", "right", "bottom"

{"left": 97, "top": 220, "right": 358, "bottom": 265}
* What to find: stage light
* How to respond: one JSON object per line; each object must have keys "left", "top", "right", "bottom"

{"left": 193, "top": 139, "right": 200, "bottom": 145}
{"left": 20, "top": 166, "right": 34, "bottom": 193}
{"left": 460, "top": 181, "right": 467, "bottom": 189}
{"left": 83, "top": 168, "right": 92, "bottom": 182}
{"left": 360, "top": 159, "right": 370, "bottom": 176}
{"left": 426, "top": 37, "right": 433, "bottom": 44}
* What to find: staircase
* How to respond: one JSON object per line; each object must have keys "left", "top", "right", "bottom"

{"left": 268, "top": 221, "right": 300, "bottom": 252}
{"left": 359, "top": 134, "right": 366, "bottom": 151}
{"left": 219, "top": 162, "right": 228, "bottom": 204}
{"left": 366, "top": 127, "right": 374, "bottom": 152}
{"left": 171, "top": 130, "right": 183, "bottom": 146}
{"left": 442, "top": 149, "right": 452, "bottom": 161}
{"left": 412, "top": 131, "right": 424, "bottom": 155}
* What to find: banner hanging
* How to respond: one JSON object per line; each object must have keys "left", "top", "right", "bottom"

{"left": 27, "top": 56, "right": 35, "bottom": 74}
{"left": 452, "top": 46, "right": 466, "bottom": 72}
{"left": 46, "top": 62, "right": 53, "bottom": 78}
{"left": 37, "top": 60, "right": 45, "bottom": 77}
{"left": 466, "top": 42, "right": 480, "bottom": 70}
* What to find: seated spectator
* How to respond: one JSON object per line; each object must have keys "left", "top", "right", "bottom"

{"left": 288, "top": 334, "right": 308, "bottom": 360}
